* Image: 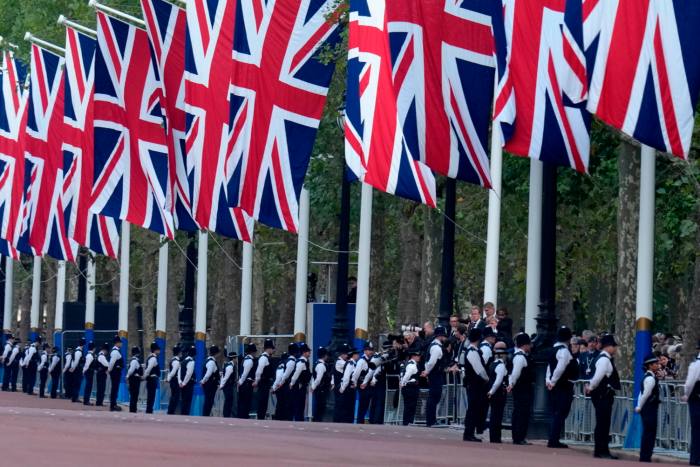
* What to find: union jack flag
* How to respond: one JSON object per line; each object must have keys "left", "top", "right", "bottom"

{"left": 0, "top": 51, "right": 27, "bottom": 259}
{"left": 494, "top": 0, "right": 590, "bottom": 172}
{"left": 184, "top": 0, "right": 252, "bottom": 240}
{"left": 22, "top": 45, "right": 77, "bottom": 260}
{"left": 584, "top": 0, "right": 700, "bottom": 159}
{"left": 226, "top": 0, "right": 341, "bottom": 232}
{"left": 63, "top": 26, "right": 120, "bottom": 258}
{"left": 92, "top": 11, "right": 174, "bottom": 238}
{"left": 141, "top": 0, "right": 198, "bottom": 232}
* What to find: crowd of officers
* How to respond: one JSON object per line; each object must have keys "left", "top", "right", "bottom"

{"left": 1, "top": 326, "right": 700, "bottom": 465}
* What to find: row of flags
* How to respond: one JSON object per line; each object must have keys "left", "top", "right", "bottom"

{"left": 0, "top": 0, "right": 341, "bottom": 263}
{"left": 346, "top": 0, "right": 700, "bottom": 205}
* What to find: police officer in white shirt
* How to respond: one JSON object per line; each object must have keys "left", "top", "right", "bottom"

{"left": 275, "top": 343, "right": 297, "bottom": 420}
{"left": 107, "top": 336, "right": 124, "bottom": 411}
{"left": 339, "top": 347, "right": 359, "bottom": 423}
{"left": 353, "top": 341, "right": 375, "bottom": 423}
{"left": 220, "top": 351, "right": 237, "bottom": 418}
{"left": 546, "top": 326, "right": 579, "bottom": 449}
{"left": 95, "top": 343, "right": 110, "bottom": 406}
{"left": 311, "top": 347, "right": 331, "bottom": 422}
{"left": 289, "top": 342, "right": 312, "bottom": 421}
{"left": 37, "top": 343, "right": 49, "bottom": 398}
{"left": 49, "top": 346, "right": 61, "bottom": 399}
{"left": 508, "top": 333, "right": 535, "bottom": 445}
{"left": 82, "top": 342, "right": 96, "bottom": 405}
{"left": 178, "top": 346, "right": 196, "bottom": 415}
{"left": 683, "top": 339, "right": 700, "bottom": 466}
{"left": 421, "top": 326, "right": 448, "bottom": 427}
{"left": 254, "top": 339, "right": 275, "bottom": 420}
{"left": 462, "top": 328, "right": 489, "bottom": 442}
{"left": 144, "top": 342, "right": 161, "bottom": 414}
{"left": 237, "top": 343, "right": 257, "bottom": 419}
{"left": 201, "top": 345, "right": 220, "bottom": 416}
{"left": 166, "top": 345, "right": 182, "bottom": 414}
{"left": 487, "top": 341, "right": 509, "bottom": 443}
{"left": 126, "top": 346, "right": 143, "bottom": 413}
{"left": 24, "top": 341, "right": 38, "bottom": 395}
{"left": 332, "top": 344, "right": 350, "bottom": 423}
{"left": 63, "top": 346, "right": 73, "bottom": 399}
{"left": 585, "top": 334, "right": 621, "bottom": 459}
{"left": 1, "top": 335, "right": 14, "bottom": 391}
{"left": 400, "top": 347, "right": 421, "bottom": 425}
{"left": 636, "top": 354, "right": 661, "bottom": 463}
{"left": 70, "top": 338, "right": 85, "bottom": 402}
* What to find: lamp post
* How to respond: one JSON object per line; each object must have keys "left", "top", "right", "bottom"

{"left": 179, "top": 232, "right": 196, "bottom": 351}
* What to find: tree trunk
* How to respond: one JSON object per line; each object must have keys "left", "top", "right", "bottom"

{"left": 44, "top": 260, "right": 57, "bottom": 343}
{"left": 419, "top": 204, "right": 442, "bottom": 323}
{"left": 165, "top": 235, "right": 186, "bottom": 360}
{"left": 368, "top": 194, "right": 387, "bottom": 337}
{"left": 140, "top": 242, "right": 158, "bottom": 355}
{"left": 396, "top": 202, "right": 422, "bottom": 326}
{"left": 209, "top": 236, "right": 242, "bottom": 348}
{"left": 252, "top": 240, "right": 266, "bottom": 335}
{"left": 614, "top": 141, "right": 640, "bottom": 379}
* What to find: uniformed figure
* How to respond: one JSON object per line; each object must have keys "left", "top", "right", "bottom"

{"left": 636, "top": 354, "right": 661, "bottom": 463}
{"left": 201, "top": 345, "right": 220, "bottom": 416}
{"left": 37, "top": 343, "right": 49, "bottom": 398}
{"left": 421, "top": 326, "right": 448, "bottom": 427}
{"left": 220, "top": 351, "right": 238, "bottom": 418}
{"left": 25, "top": 341, "right": 39, "bottom": 395}
{"left": 254, "top": 339, "right": 275, "bottom": 420}
{"left": 95, "top": 343, "right": 110, "bottom": 406}
{"left": 546, "top": 326, "right": 579, "bottom": 448}
{"left": 369, "top": 342, "right": 389, "bottom": 424}
{"left": 311, "top": 346, "right": 331, "bottom": 422}
{"left": 48, "top": 346, "right": 61, "bottom": 399}
{"left": 332, "top": 344, "right": 350, "bottom": 423}
{"left": 82, "top": 342, "right": 96, "bottom": 405}
{"left": 353, "top": 341, "right": 375, "bottom": 423}
{"left": 271, "top": 351, "right": 289, "bottom": 419}
{"left": 274, "top": 343, "right": 297, "bottom": 420}
{"left": 144, "top": 342, "right": 161, "bottom": 414}
{"left": 508, "top": 333, "right": 534, "bottom": 445}
{"left": 70, "top": 338, "right": 86, "bottom": 402}
{"left": 585, "top": 334, "right": 621, "bottom": 459}
{"left": 237, "top": 343, "right": 257, "bottom": 419}
{"left": 7, "top": 339, "right": 20, "bottom": 392}
{"left": 19, "top": 343, "right": 28, "bottom": 393}
{"left": 127, "top": 346, "right": 143, "bottom": 413}
{"left": 63, "top": 346, "right": 74, "bottom": 399}
{"left": 290, "top": 342, "right": 312, "bottom": 421}
{"left": 108, "top": 337, "right": 124, "bottom": 411}
{"left": 462, "top": 328, "right": 489, "bottom": 442}
{"left": 178, "top": 346, "right": 196, "bottom": 415}
{"left": 487, "top": 342, "right": 509, "bottom": 443}
{"left": 1, "top": 335, "right": 15, "bottom": 391}
{"left": 400, "top": 348, "right": 421, "bottom": 426}
{"left": 339, "top": 347, "right": 359, "bottom": 423}
{"left": 166, "top": 345, "right": 182, "bottom": 414}
{"left": 477, "top": 328, "right": 496, "bottom": 433}
{"left": 682, "top": 339, "right": 700, "bottom": 466}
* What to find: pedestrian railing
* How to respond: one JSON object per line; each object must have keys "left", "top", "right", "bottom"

{"left": 383, "top": 372, "right": 459, "bottom": 425}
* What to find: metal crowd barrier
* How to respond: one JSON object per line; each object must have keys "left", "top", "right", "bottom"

{"left": 383, "top": 372, "right": 459, "bottom": 425}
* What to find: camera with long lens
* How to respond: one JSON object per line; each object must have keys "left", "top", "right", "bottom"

{"left": 400, "top": 325, "right": 421, "bottom": 333}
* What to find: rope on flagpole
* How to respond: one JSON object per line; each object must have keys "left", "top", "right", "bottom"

{"left": 207, "top": 231, "right": 242, "bottom": 270}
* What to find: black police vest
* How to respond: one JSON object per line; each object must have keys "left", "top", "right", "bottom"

{"left": 222, "top": 362, "right": 236, "bottom": 388}
{"left": 463, "top": 347, "right": 485, "bottom": 385}
{"left": 169, "top": 356, "right": 180, "bottom": 374}
{"left": 240, "top": 355, "right": 257, "bottom": 382}
{"left": 590, "top": 354, "right": 621, "bottom": 399}
{"left": 548, "top": 345, "right": 579, "bottom": 389}
{"left": 428, "top": 342, "right": 446, "bottom": 373}
{"left": 129, "top": 357, "right": 143, "bottom": 380}
{"left": 74, "top": 348, "right": 86, "bottom": 368}
{"left": 357, "top": 355, "right": 370, "bottom": 382}
{"left": 29, "top": 348, "right": 39, "bottom": 366}
{"left": 111, "top": 348, "right": 124, "bottom": 373}
{"left": 51, "top": 356, "right": 61, "bottom": 373}
{"left": 298, "top": 357, "right": 311, "bottom": 387}
{"left": 147, "top": 355, "right": 160, "bottom": 378}
{"left": 479, "top": 343, "right": 494, "bottom": 367}
{"left": 38, "top": 351, "right": 47, "bottom": 371}
{"left": 314, "top": 360, "right": 332, "bottom": 391}
{"left": 87, "top": 351, "right": 98, "bottom": 371}
{"left": 333, "top": 358, "right": 345, "bottom": 389}
{"left": 64, "top": 352, "right": 72, "bottom": 368}
{"left": 401, "top": 360, "right": 418, "bottom": 386}
{"left": 205, "top": 357, "right": 220, "bottom": 385}
{"left": 96, "top": 353, "right": 108, "bottom": 374}
{"left": 179, "top": 357, "right": 194, "bottom": 385}
{"left": 642, "top": 372, "right": 660, "bottom": 406}
{"left": 488, "top": 360, "right": 507, "bottom": 396}
{"left": 512, "top": 351, "right": 535, "bottom": 391}
{"left": 259, "top": 354, "right": 275, "bottom": 383}
{"left": 690, "top": 359, "right": 700, "bottom": 402}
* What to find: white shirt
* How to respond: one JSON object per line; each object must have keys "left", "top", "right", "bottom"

{"left": 82, "top": 352, "right": 94, "bottom": 373}
{"left": 97, "top": 352, "right": 109, "bottom": 369}
{"left": 588, "top": 351, "right": 613, "bottom": 391}
{"left": 636, "top": 372, "right": 657, "bottom": 411}
{"left": 488, "top": 359, "right": 507, "bottom": 396}
{"left": 179, "top": 358, "right": 195, "bottom": 385}
{"left": 2, "top": 342, "right": 12, "bottom": 361}
{"left": 126, "top": 358, "right": 141, "bottom": 378}
{"left": 368, "top": 354, "right": 383, "bottom": 386}
{"left": 201, "top": 357, "right": 217, "bottom": 383}
{"left": 290, "top": 356, "right": 308, "bottom": 387}
{"left": 62, "top": 353, "right": 72, "bottom": 373}
{"left": 479, "top": 342, "right": 493, "bottom": 364}
{"left": 400, "top": 360, "right": 419, "bottom": 387}
{"left": 220, "top": 363, "right": 234, "bottom": 389}
{"left": 49, "top": 354, "right": 60, "bottom": 372}
{"left": 509, "top": 348, "right": 528, "bottom": 387}
{"left": 167, "top": 357, "right": 180, "bottom": 382}
{"left": 24, "top": 346, "right": 37, "bottom": 367}
{"left": 546, "top": 344, "right": 573, "bottom": 386}
{"left": 684, "top": 354, "right": 700, "bottom": 398}
{"left": 144, "top": 354, "right": 158, "bottom": 377}
{"left": 238, "top": 356, "right": 254, "bottom": 385}
{"left": 70, "top": 348, "right": 82, "bottom": 371}
{"left": 272, "top": 363, "right": 285, "bottom": 390}
{"left": 38, "top": 351, "right": 48, "bottom": 371}
{"left": 108, "top": 347, "right": 122, "bottom": 372}
{"left": 352, "top": 355, "right": 369, "bottom": 386}
{"left": 424, "top": 339, "right": 443, "bottom": 375}
{"left": 466, "top": 344, "right": 489, "bottom": 382}
{"left": 255, "top": 352, "right": 271, "bottom": 384}
{"left": 8, "top": 346, "right": 18, "bottom": 365}
{"left": 311, "top": 361, "right": 327, "bottom": 391}
{"left": 340, "top": 359, "right": 356, "bottom": 392}
{"left": 281, "top": 357, "right": 296, "bottom": 384}
{"left": 334, "top": 357, "right": 346, "bottom": 375}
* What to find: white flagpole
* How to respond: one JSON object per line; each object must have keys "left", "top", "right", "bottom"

{"left": 3, "top": 259, "right": 13, "bottom": 336}
{"left": 354, "top": 183, "right": 373, "bottom": 348}
{"left": 524, "top": 159, "right": 543, "bottom": 335}
{"left": 483, "top": 128, "right": 503, "bottom": 309}
{"left": 118, "top": 222, "right": 130, "bottom": 347}
{"left": 30, "top": 256, "right": 41, "bottom": 341}
{"left": 85, "top": 257, "right": 96, "bottom": 342}
{"left": 54, "top": 261, "right": 66, "bottom": 350}
{"left": 293, "top": 188, "right": 310, "bottom": 342}
{"left": 239, "top": 240, "right": 253, "bottom": 337}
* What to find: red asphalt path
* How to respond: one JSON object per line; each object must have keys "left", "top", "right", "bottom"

{"left": 0, "top": 392, "right": 675, "bottom": 466}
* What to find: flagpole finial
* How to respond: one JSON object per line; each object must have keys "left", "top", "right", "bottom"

{"left": 57, "top": 15, "right": 67, "bottom": 26}
{"left": 23, "top": 32, "right": 32, "bottom": 42}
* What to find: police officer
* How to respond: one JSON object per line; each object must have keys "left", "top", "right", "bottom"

{"left": 144, "top": 342, "right": 161, "bottom": 414}
{"left": 37, "top": 343, "right": 49, "bottom": 398}
{"left": 421, "top": 325, "right": 448, "bottom": 427}
{"left": 635, "top": 354, "right": 661, "bottom": 463}
{"left": 480, "top": 328, "right": 496, "bottom": 367}
{"left": 237, "top": 342, "right": 257, "bottom": 419}
{"left": 546, "top": 326, "right": 579, "bottom": 448}
{"left": 339, "top": 347, "right": 359, "bottom": 423}
{"left": 683, "top": 339, "right": 700, "bottom": 466}
{"left": 18, "top": 342, "right": 28, "bottom": 393}
{"left": 108, "top": 336, "right": 124, "bottom": 411}
{"left": 289, "top": 342, "right": 311, "bottom": 421}
{"left": 179, "top": 346, "right": 196, "bottom": 415}
{"left": 254, "top": 339, "right": 275, "bottom": 420}
{"left": 62, "top": 345, "right": 73, "bottom": 399}
{"left": 70, "top": 338, "right": 86, "bottom": 402}
{"left": 220, "top": 351, "right": 237, "bottom": 418}
{"left": 400, "top": 347, "right": 421, "bottom": 426}
{"left": 95, "top": 343, "right": 110, "bottom": 406}
{"left": 166, "top": 345, "right": 182, "bottom": 414}
{"left": 462, "top": 328, "right": 489, "bottom": 442}
{"left": 272, "top": 351, "right": 289, "bottom": 419}
{"left": 25, "top": 340, "right": 39, "bottom": 395}
{"left": 368, "top": 342, "right": 387, "bottom": 424}
{"left": 1, "top": 335, "right": 15, "bottom": 391}
{"left": 487, "top": 341, "right": 509, "bottom": 443}
{"left": 48, "top": 346, "right": 61, "bottom": 399}
{"left": 311, "top": 346, "right": 331, "bottom": 422}
{"left": 508, "top": 333, "right": 534, "bottom": 445}
{"left": 82, "top": 342, "right": 96, "bottom": 405}
{"left": 353, "top": 341, "right": 375, "bottom": 423}
{"left": 585, "top": 334, "right": 620, "bottom": 459}
{"left": 126, "top": 346, "right": 143, "bottom": 413}
{"left": 332, "top": 344, "right": 350, "bottom": 423}
{"left": 275, "top": 343, "right": 297, "bottom": 420}
{"left": 201, "top": 345, "right": 220, "bottom": 416}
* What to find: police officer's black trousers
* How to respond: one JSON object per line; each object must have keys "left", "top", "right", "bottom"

{"left": 370, "top": 381, "right": 385, "bottom": 424}
{"left": 256, "top": 383, "right": 271, "bottom": 420}
{"left": 202, "top": 381, "right": 217, "bottom": 416}
{"left": 167, "top": 378, "right": 180, "bottom": 414}
{"left": 357, "top": 386, "right": 372, "bottom": 423}
{"left": 1, "top": 362, "right": 10, "bottom": 390}
{"left": 344, "top": 387, "right": 357, "bottom": 423}
{"left": 313, "top": 388, "right": 328, "bottom": 422}
{"left": 83, "top": 369, "right": 94, "bottom": 404}
{"left": 291, "top": 385, "right": 307, "bottom": 421}
{"left": 489, "top": 393, "right": 506, "bottom": 443}
{"left": 72, "top": 371, "right": 83, "bottom": 402}
{"left": 21, "top": 366, "right": 28, "bottom": 393}
{"left": 426, "top": 374, "right": 444, "bottom": 427}
{"left": 128, "top": 377, "right": 140, "bottom": 413}
{"left": 146, "top": 377, "right": 158, "bottom": 414}
{"left": 511, "top": 388, "right": 533, "bottom": 443}
{"left": 592, "top": 393, "right": 614, "bottom": 456}
{"left": 95, "top": 371, "right": 107, "bottom": 405}
{"left": 109, "top": 370, "right": 120, "bottom": 409}
{"left": 548, "top": 386, "right": 573, "bottom": 445}
{"left": 26, "top": 364, "right": 37, "bottom": 394}
{"left": 689, "top": 400, "right": 700, "bottom": 466}
{"left": 50, "top": 370, "right": 61, "bottom": 398}
{"left": 222, "top": 385, "right": 235, "bottom": 417}
{"left": 64, "top": 371, "right": 73, "bottom": 398}
{"left": 275, "top": 385, "right": 288, "bottom": 420}
{"left": 639, "top": 403, "right": 659, "bottom": 462}
{"left": 464, "top": 381, "right": 486, "bottom": 439}
{"left": 39, "top": 369, "right": 48, "bottom": 397}
{"left": 332, "top": 389, "right": 344, "bottom": 422}
{"left": 238, "top": 381, "right": 253, "bottom": 418}
{"left": 402, "top": 385, "right": 419, "bottom": 426}
{"left": 180, "top": 382, "right": 194, "bottom": 415}
{"left": 9, "top": 362, "right": 18, "bottom": 391}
